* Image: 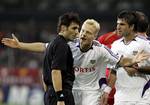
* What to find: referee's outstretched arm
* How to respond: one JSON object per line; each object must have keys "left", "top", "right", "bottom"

{"left": 2, "top": 34, "right": 46, "bottom": 52}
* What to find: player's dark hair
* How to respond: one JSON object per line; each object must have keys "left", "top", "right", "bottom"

{"left": 135, "top": 11, "right": 149, "bottom": 32}
{"left": 117, "top": 10, "right": 138, "bottom": 31}
{"left": 57, "top": 12, "right": 80, "bottom": 33}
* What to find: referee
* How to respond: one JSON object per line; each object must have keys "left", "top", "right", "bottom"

{"left": 43, "top": 12, "right": 80, "bottom": 105}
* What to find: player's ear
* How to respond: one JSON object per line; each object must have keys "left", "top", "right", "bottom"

{"left": 130, "top": 24, "right": 134, "bottom": 31}
{"left": 60, "top": 25, "right": 67, "bottom": 32}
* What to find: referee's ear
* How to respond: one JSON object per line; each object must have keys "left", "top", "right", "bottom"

{"left": 60, "top": 25, "right": 67, "bottom": 33}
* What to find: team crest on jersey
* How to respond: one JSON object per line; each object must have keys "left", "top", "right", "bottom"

{"left": 90, "top": 60, "right": 96, "bottom": 64}
{"left": 133, "top": 51, "right": 138, "bottom": 55}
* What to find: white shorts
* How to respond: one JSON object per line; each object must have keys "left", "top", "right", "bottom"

{"left": 72, "top": 89, "right": 102, "bottom": 105}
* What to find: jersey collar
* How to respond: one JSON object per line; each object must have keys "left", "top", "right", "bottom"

{"left": 121, "top": 36, "right": 137, "bottom": 45}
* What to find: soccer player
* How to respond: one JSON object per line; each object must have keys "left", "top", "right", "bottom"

{"left": 2, "top": 18, "right": 149, "bottom": 105}
{"left": 97, "top": 10, "right": 150, "bottom": 105}
{"left": 97, "top": 31, "right": 121, "bottom": 105}
{"left": 116, "top": 11, "right": 150, "bottom": 105}
{"left": 108, "top": 10, "right": 150, "bottom": 105}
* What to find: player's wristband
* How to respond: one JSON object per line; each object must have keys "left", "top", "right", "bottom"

{"left": 104, "top": 86, "right": 112, "bottom": 94}
{"left": 101, "top": 84, "right": 107, "bottom": 90}
{"left": 56, "top": 90, "right": 64, "bottom": 101}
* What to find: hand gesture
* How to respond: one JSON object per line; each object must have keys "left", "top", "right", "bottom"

{"left": 1, "top": 34, "right": 20, "bottom": 48}
{"left": 133, "top": 50, "right": 150, "bottom": 63}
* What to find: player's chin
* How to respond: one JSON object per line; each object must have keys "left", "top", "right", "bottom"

{"left": 82, "top": 40, "right": 88, "bottom": 45}
{"left": 117, "top": 31, "right": 121, "bottom": 35}
{"left": 69, "top": 37, "right": 76, "bottom": 41}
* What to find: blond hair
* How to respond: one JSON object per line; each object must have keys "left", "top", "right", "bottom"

{"left": 83, "top": 19, "right": 100, "bottom": 35}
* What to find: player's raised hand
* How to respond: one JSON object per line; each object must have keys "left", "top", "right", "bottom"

{"left": 133, "top": 50, "right": 150, "bottom": 64}
{"left": 1, "top": 33, "right": 21, "bottom": 48}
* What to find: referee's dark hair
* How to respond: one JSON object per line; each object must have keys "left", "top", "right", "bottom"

{"left": 135, "top": 11, "right": 149, "bottom": 33}
{"left": 117, "top": 10, "right": 138, "bottom": 32}
{"left": 57, "top": 12, "right": 80, "bottom": 33}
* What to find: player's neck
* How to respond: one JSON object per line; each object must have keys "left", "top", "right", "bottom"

{"left": 124, "top": 33, "right": 136, "bottom": 44}
{"left": 80, "top": 43, "right": 92, "bottom": 52}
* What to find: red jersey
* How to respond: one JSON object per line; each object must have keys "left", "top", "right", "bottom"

{"left": 98, "top": 32, "right": 120, "bottom": 48}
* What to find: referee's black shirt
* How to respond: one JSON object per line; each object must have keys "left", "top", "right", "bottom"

{"left": 43, "top": 35, "right": 75, "bottom": 90}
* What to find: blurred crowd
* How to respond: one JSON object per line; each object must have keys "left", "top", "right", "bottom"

{"left": 0, "top": 20, "right": 56, "bottom": 68}
{"left": 0, "top": 0, "right": 149, "bottom": 12}
{"left": 0, "top": 67, "right": 44, "bottom": 105}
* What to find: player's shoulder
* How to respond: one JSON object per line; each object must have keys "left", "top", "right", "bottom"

{"left": 136, "top": 35, "right": 150, "bottom": 43}
{"left": 93, "top": 40, "right": 102, "bottom": 47}
{"left": 51, "top": 36, "right": 66, "bottom": 46}
{"left": 93, "top": 40, "right": 109, "bottom": 51}
{"left": 136, "top": 35, "right": 148, "bottom": 41}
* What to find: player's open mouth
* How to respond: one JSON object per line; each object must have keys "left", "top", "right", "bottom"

{"left": 81, "top": 37, "right": 86, "bottom": 41}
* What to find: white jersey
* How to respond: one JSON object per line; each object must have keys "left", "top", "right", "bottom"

{"left": 68, "top": 39, "right": 121, "bottom": 90}
{"left": 111, "top": 36, "right": 150, "bottom": 102}
{"left": 137, "top": 37, "right": 150, "bottom": 105}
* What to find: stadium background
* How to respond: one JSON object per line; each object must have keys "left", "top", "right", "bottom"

{"left": 0, "top": 0, "right": 149, "bottom": 105}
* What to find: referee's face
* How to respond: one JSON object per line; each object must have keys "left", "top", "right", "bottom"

{"left": 65, "top": 22, "right": 80, "bottom": 41}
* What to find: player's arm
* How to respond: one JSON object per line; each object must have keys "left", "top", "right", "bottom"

{"left": 137, "top": 41, "right": 150, "bottom": 74}
{"left": 100, "top": 69, "right": 116, "bottom": 105}
{"left": 137, "top": 66, "right": 150, "bottom": 74}
{"left": 118, "top": 50, "right": 150, "bottom": 67}
{"left": 1, "top": 34, "right": 46, "bottom": 52}
{"left": 103, "top": 45, "right": 149, "bottom": 68}
{"left": 52, "top": 69, "right": 63, "bottom": 93}
{"left": 123, "top": 65, "right": 138, "bottom": 76}
{"left": 103, "top": 69, "right": 116, "bottom": 95}
{"left": 19, "top": 42, "right": 46, "bottom": 52}
{"left": 124, "top": 65, "right": 150, "bottom": 76}
{"left": 52, "top": 70, "right": 65, "bottom": 105}
{"left": 107, "top": 69, "right": 116, "bottom": 88}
